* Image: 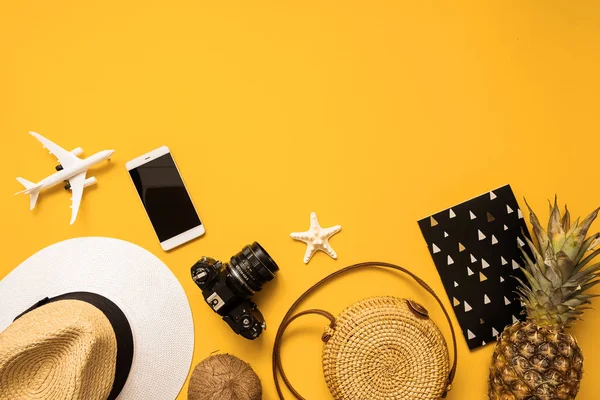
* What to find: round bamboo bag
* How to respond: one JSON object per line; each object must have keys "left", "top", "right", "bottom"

{"left": 273, "top": 262, "right": 457, "bottom": 400}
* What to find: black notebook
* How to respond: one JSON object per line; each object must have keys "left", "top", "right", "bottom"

{"left": 418, "top": 185, "right": 533, "bottom": 350}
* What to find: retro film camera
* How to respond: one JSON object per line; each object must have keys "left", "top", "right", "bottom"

{"left": 191, "top": 242, "right": 279, "bottom": 339}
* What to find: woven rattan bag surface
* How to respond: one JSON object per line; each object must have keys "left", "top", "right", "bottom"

{"left": 322, "top": 296, "right": 449, "bottom": 400}
{"left": 273, "top": 262, "right": 457, "bottom": 400}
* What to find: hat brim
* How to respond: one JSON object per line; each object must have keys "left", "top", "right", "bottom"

{"left": 0, "top": 237, "right": 194, "bottom": 400}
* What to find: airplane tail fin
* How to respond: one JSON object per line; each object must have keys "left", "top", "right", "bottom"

{"left": 15, "top": 177, "right": 42, "bottom": 210}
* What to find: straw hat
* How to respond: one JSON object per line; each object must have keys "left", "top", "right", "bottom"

{"left": 0, "top": 296, "right": 126, "bottom": 400}
{"left": 0, "top": 237, "right": 194, "bottom": 400}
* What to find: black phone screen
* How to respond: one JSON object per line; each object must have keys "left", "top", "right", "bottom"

{"left": 129, "top": 153, "right": 201, "bottom": 242}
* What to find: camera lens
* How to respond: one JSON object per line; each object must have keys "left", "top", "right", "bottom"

{"left": 228, "top": 242, "right": 279, "bottom": 295}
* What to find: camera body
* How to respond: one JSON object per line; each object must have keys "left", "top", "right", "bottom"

{"left": 191, "top": 242, "right": 279, "bottom": 340}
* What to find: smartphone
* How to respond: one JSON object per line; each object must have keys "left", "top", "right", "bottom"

{"left": 126, "top": 146, "right": 205, "bottom": 251}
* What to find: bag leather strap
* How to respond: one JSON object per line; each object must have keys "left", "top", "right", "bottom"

{"left": 272, "top": 261, "right": 458, "bottom": 400}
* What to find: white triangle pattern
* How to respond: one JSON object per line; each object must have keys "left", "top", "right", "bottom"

{"left": 422, "top": 193, "right": 529, "bottom": 349}
{"left": 512, "top": 315, "right": 519, "bottom": 324}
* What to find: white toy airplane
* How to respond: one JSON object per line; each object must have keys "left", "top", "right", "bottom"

{"left": 15, "top": 131, "right": 114, "bottom": 224}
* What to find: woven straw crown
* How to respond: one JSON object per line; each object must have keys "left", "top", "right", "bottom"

{"left": 322, "top": 296, "right": 450, "bottom": 400}
{"left": 0, "top": 300, "right": 117, "bottom": 400}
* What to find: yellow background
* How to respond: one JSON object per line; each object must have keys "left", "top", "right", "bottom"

{"left": 2, "top": 1, "right": 600, "bottom": 399}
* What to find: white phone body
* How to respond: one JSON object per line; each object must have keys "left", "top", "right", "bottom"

{"left": 126, "top": 146, "right": 205, "bottom": 251}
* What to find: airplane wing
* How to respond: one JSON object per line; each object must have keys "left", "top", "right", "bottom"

{"left": 68, "top": 172, "right": 86, "bottom": 225}
{"left": 30, "top": 131, "right": 81, "bottom": 169}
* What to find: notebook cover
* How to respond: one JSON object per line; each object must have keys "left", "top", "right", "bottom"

{"left": 418, "top": 185, "right": 533, "bottom": 350}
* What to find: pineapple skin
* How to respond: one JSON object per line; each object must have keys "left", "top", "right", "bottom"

{"left": 489, "top": 321, "right": 583, "bottom": 400}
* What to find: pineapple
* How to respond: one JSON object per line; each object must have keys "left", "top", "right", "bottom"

{"left": 489, "top": 198, "right": 600, "bottom": 400}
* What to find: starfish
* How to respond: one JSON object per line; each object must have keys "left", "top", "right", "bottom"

{"left": 290, "top": 212, "right": 342, "bottom": 263}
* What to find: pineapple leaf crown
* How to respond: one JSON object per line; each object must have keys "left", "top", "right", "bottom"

{"left": 516, "top": 197, "right": 600, "bottom": 328}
